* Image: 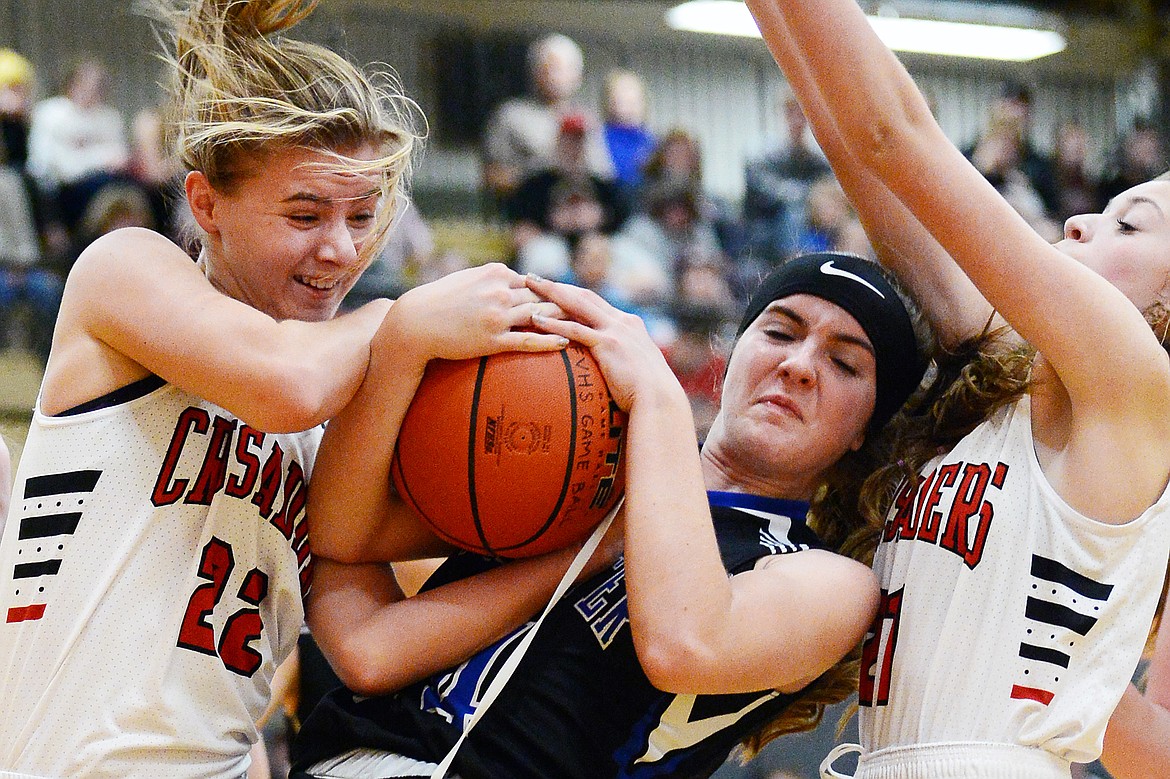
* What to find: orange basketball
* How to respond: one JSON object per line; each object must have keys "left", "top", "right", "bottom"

{"left": 391, "top": 344, "right": 628, "bottom": 558}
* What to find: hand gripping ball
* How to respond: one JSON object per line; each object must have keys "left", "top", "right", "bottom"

{"left": 391, "top": 344, "right": 627, "bottom": 558}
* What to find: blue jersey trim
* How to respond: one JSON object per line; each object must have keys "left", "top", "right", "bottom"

{"left": 705, "top": 490, "right": 810, "bottom": 521}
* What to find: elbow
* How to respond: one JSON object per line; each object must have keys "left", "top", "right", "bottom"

{"left": 245, "top": 364, "right": 343, "bottom": 433}
{"left": 326, "top": 642, "right": 386, "bottom": 697}
{"left": 634, "top": 629, "right": 720, "bottom": 694}
{"left": 845, "top": 101, "right": 928, "bottom": 180}
{"left": 334, "top": 654, "right": 392, "bottom": 698}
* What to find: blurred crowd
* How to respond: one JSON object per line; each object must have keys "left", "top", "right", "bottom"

{"left": 1, "top": 37, "right": 1166, "bottom": 440}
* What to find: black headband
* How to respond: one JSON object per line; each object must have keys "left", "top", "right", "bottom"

{"left": 737, "top": 252, "right": 925, "bottom": 431}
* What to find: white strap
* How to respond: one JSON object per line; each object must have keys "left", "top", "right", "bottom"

{"left": 428, "top": 499, "right": 622, "bottom": 778}
{"left": 820, "top": 742, "right": 862, "bottom": 779}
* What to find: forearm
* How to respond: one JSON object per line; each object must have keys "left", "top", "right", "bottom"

{"left": 746, "top": 0, "right": 991, "bottom": 347}
{"left": 621, "top": 384, "right": 732, "bottom": 664}
{"left": 1101, "top": 684, "right": 1170, "bottom": 779}
{"left": 307, "top": 305, "right": 435, "bottom": 562}
{"left": 309, "top": 541, "right": 615, "bottom": 696}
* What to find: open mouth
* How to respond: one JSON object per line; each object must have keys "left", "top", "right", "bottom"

{"left": 296, "top": 275, "right": 342, "bottom": 292}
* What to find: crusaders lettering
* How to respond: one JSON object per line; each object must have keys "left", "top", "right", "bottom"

{"left": 884, "top": 460, "right": 1009, "bottom": 569}
{"left": 151, "top": 407, "right": 311, "bottom": 588}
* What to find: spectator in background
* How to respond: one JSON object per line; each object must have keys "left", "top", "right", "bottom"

{"left": 601, "top": 68, "right": 656, "bottom": 215}
{"left": 660, "top": 301, "right": 730, "bottom": 442}
{"left": 0, "top": 49, "right": 33, "bottom": 172}
{"left": 26, "top": 56, "right": 129, "bottom": 237}
{"left": 0, "top": 160, "right": 59, "bottom": 363}
{"left": 0, "top": 55, "right": 60, "bottom": 364}
{"left": 609, "top": 172, "right": 724, "bottom": 335}
{"left": 1099, "top": 118, "right": 1168, "bottom": 204}
{"left": 641, "top": 127, "right": 742, "bottom": 259}
{"left": 964, "top": 79, "right": 1059, "bottom": 222}
{"left": 128, "top": 106, "right": 185, "bottom": 243}
{"left": 481, "top": 33, "right": 613, "bottom": 207}
{"left": 69, "top": 181, "right": 156, "bottom": 268}
{"left": 742, "top": 88, "right": 831, "bottom": 268}
{"left": 1052, "top": 120, "right": 1103, "bottom": 223}
{"left": 508, "top": 112, "right": 625, "bottom": 280}
{"left": 781, "top": 174, "right": 874, "bottom": 262}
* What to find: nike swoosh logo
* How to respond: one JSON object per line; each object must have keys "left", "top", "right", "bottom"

{"left": 820, "top": 260, "right": 886, "bottom": 298}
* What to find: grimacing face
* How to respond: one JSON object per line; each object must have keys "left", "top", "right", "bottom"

{"left": 710, "top": 294, "right": 877, "bottom": 498}
{"left": 192, "top": 144, "right": 383, "bottom": 323}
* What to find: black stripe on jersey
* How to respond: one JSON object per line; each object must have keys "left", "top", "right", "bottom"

{"left": 1018, "top": 642, "right": 1071, "bottom": 668}
{"left": 1030, "top": 555, "right": 1114, "bottom": 601}
{"left": 55, "top": 374, "right": 167, "bottom": 417}
{"left": 19, "top": 512, "right": 81, "bottom": 540}
{"left": 24, "top": 469, "right": 101, "bottom": 499}
{"left": 14, "top": 560, "right": 62, "bottom": 578}
{"left": 1025, "top": 597, "right": 1098, "bottom": 636}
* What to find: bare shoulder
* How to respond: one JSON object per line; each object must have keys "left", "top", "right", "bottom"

{"left": 69, "top": 227, "right": 196, "bottom": 283}
{"left": 44, "top": 229, "right": 202, "bottom": 414}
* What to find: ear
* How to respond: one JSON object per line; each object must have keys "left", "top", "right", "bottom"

{"left": 185, "top": 170, "right": 220, "bottom": 236}
{"left": 848, "top": 429, "right": 866, "bottom": 453}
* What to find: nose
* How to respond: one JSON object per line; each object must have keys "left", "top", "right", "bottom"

{"left": 317, "top": 216, "right": 361, "bottom": 267}
{"left": 1064, "top": 213, "right": 1092, "bottom": 242}
{"left": 778, "top": 344, "right": 817, "bottom": 387}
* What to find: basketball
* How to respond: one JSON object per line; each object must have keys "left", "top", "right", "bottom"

{"left": 391, "top": 344, "right": 627, "bottom": 558}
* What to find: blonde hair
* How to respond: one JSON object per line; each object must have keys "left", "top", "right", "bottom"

{"left": 145, "top": 0, "right": 423, "bottom": 261}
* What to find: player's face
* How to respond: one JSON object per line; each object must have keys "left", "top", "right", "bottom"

{"left": 711, "top": 294, "right": 876, "bottom": 499}
{"left": 1057, "top": 179, "right": 1170, "bottom": 311}
{"left": 199, "top": 144, "right": 382, "bottom": 322}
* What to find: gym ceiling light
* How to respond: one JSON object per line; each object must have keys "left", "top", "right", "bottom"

{"left": 664, "top": 0, "right": 1068, "bottom": 62}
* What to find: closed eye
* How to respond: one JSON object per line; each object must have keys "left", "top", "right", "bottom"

{"left": 832, "top": 357, "right": 859, "bottom": 376}
{"left": 1117, "top": 219, "right": 1136, "bottom": 234}
{"left": 763, "top": 328, "right": 795, "bottom": 342}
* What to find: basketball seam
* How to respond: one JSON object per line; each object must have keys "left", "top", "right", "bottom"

{"left": 493, "top": 348, "right": 578, "bottom": 553}
{"left": 467, "top": 356, "right": 495, "bottom": 556}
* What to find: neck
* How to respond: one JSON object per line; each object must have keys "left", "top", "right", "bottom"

{"left": 699, "top": 442, "right": 816, "bottom": 502}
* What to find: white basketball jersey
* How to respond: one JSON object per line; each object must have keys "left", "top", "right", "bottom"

{"left": 0, "top": 381, "right": 320, "bottom": 778}
{"left": 858, "top": 396, "right": 1170, "bottom": 778}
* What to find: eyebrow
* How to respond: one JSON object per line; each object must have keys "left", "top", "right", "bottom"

{"left": 280, "top": 189, "right": 381, "bottom": 205}
{"left": 1106, "top": 195, "right": 1166, "bottom": 219}
{"left": 766, "top": 303, "right": 875, "bottom": 354}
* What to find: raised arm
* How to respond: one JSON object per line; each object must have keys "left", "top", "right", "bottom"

{"left": 748, "top": 9, "right": 994, "bottom": 348}
{"left": 526, "top": 276, "right": 877, "bottom": 695}
{"left": 744, "top": 0, "right": 1170, "bottom": 522}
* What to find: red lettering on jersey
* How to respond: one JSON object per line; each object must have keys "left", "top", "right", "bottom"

{"left": 177, "top": 537, "right": 235, "bottom": 657}
{"left": 219, "top": 569, "right": 268, "bottom": 677}
{"left": 225, "top": 425, "right": 264, "bottom": 498}
{"left": 917, "top": 462, "right": 961, "bottom": 544}
{"left": 886, "top": 460, "right": 1009, "bottom": 569}
{"left": 860, "top": 588, "right": 903, "bottom": 707}
{"left": 885, "top": 478, "right": 918, "bottom": 542}
{"left": 252, "top": 442, "right": 285, "bottom": 518}
{"left": 152, "top": 407, "right": 210, "bottom": 507}
{"left": 269, "top": 460, "right": 305, "bottom": 539}
{"left": 940, "top": 463, "right": 998, "bottom": 568}
{"left": 186, "top": 416, "right": 239, "bottom": 505}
